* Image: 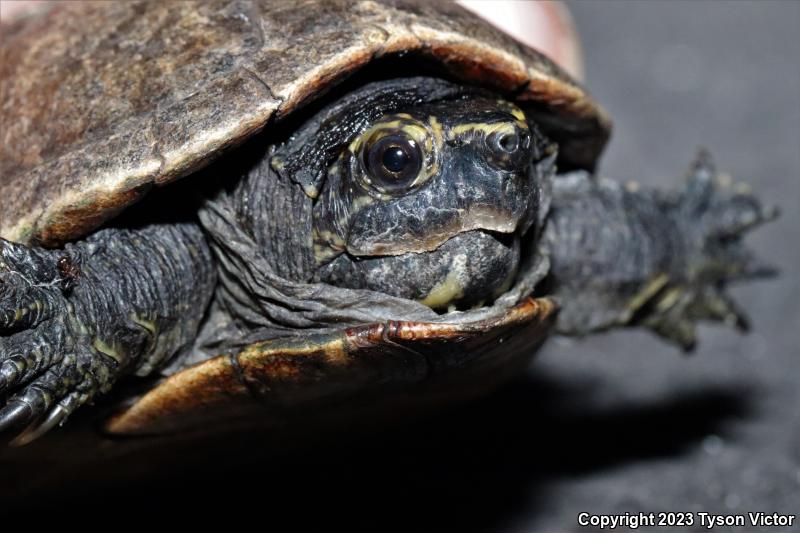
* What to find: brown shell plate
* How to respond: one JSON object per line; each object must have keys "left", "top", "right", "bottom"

{"left": 0, "top": 0, "right": 610, "bottom": 246}
{"left": 107, "top": 297, "right": 555, "bottom": 436}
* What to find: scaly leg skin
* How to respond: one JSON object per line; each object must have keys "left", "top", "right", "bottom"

{"left": 0, "top": 223, "right": 216, "bottom": 443}
{"left": 545, "top": 151, "right": 778, "bottom": 350}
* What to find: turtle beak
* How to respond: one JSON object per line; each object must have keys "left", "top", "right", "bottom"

{"left": 346, "top": 204, "right": 522, "bottom": 257}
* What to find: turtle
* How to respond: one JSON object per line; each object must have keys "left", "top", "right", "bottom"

{"left": 0, "top": 0, "right": 777, "bottom": 446}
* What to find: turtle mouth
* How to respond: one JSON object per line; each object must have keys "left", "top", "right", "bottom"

{"left": 344, "top": 205, "right": 522, "bottom": 257}
{"left": 417, "top": 229, "right": 521, "bottom": 312}
{"left": 319, "top": 228, "right": 522, "bottom": 312}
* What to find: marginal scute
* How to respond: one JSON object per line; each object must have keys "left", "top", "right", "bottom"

{"left": 105, "top": 297, "right": 555, "bottom": 435}
{"left": 1, "top": 0, "right": 609, "bottom": 247}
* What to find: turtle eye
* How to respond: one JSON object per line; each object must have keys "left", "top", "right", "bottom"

{"left": 364, "top": 133, "right": 423, "bottom": 192}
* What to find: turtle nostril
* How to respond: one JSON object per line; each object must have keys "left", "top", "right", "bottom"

{"left": 498, "top": 131, "right": 519, "bottom": 153}
{"left": 484, "top": 128, "right": 530, "bottom": 171}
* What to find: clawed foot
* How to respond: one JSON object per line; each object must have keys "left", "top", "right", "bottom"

{"left": 547, "top": 150, "right": 778, "bottom": 351}
{"left": 644, "top": 151, "right": 779, "bottom": 350}
{"left": 0, "top": 239, "right": 114, "bottom": 444}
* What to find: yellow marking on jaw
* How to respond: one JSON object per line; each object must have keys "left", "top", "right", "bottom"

{"left": 313, "top": 229, "right": 345, "bottom": 247}
{"left": 419, "top": 270, "right": 465, "bottom": 310}
{"left": 313, "top": 228, "right": 346, "bottom": 264}
{"left": 314, "top": 245, "right": 341, "bottom": 264}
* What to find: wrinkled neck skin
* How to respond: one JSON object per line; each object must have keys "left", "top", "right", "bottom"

{"left": 196, "top": 78, "right": 555, "bottom": 349}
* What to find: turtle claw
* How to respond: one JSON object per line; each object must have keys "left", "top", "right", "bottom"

{"left": 0, "top": 356, "right": 25, "bottom": 395}
{"left": 640, "top": 287, "right": 699, "bottom": 352}
{"left": 694, "top": 287, "right": 750, "bottom": 332}
{"left": 0, "top": 358, "right": 83, "bottom": 441}
{"left": 641, "top": 285, "right": 754, "bottom": 351}
{"left": 679, "top": 151, "right": 779, "bottom": 241}
{"left": 0, "top": 399, "right": 34, "bottom": 434}
{"left": 10, "top": 392, "right": 83, "bottom": 446}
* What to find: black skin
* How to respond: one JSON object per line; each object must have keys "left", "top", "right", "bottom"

{"left": 0, "top": 224, "right": 216, "bottom": 441}
{"left": 546, "top": 152, "right": 777, "bottom": 349}
{"left": 0, "top": 77, "right": 775, "bottom": 441}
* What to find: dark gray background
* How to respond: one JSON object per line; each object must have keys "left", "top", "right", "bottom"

{"left": 524, "top": 1, "right": 800, "bottom": 531}
{"left": 2, "top": 2, "right": 797, "bottom": 530}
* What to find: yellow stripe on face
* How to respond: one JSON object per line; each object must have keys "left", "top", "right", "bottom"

{"left": 495, "top": 99, "right": 527, "bottom": 119}
{"left": 446, "top": 101, "right": 529, "bottom": 143}
{"left": 448, "top": 121, "right": 519, "bottom": 140}
{"left": 429, "top": 115, "right": 444, "bottom": 146}
{"left": 347, "top": 119, "right": 429, "bottom": 154}
{"left": 509, "top": 106, "right": 527, "bottom": 122}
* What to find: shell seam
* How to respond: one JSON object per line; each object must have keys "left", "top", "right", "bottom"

{"left": 229, "top": 351, "right": 263, "bottom": 402}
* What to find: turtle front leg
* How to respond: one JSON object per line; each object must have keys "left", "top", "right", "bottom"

{"left": 544, "top": 151, "right": 778, "bottom": 350}
{"left": 0, "top": 223, "right": 215, "bottom": 443}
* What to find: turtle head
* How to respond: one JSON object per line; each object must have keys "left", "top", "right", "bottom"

{"left": 284, "top": 84, "right": 554, "bottom": 311}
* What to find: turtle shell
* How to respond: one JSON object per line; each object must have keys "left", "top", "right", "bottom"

{"left": 107, "top": 297, "right": 554, "bottom": 435}
{"left": 0, "top": 0, "right": 610, "bottom": 246}
{"left": 0, "top": 1, "right": 606, "bottom": 437}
